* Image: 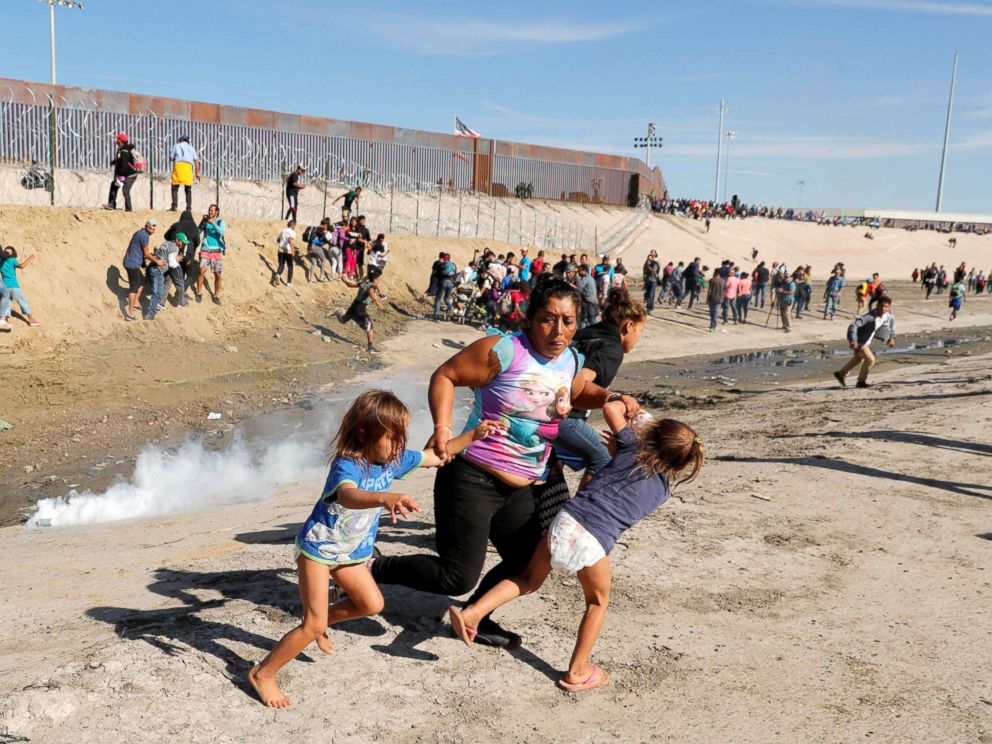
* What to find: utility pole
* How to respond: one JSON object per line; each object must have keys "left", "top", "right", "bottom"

{"left": 722, "top": 131, "right": 736, "bottom": 204}
{"left": 936, "top": 52, "right": 958, "bottom": 212}
{"left": 714, "top": 98, "right": 726, "bottom": 202}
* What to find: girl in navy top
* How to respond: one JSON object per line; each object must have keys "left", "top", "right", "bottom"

{"left": 450, "top": 400, "right": 703, "bottom": 693}
{"left": 250, "top": 389, "right": 503, "bottom": 708}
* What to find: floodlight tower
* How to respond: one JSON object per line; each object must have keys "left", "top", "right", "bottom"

{"left": 35, "top": 0, "right": 85, "bottom": 85}
{"left": 633, "top": 122, "right": 662, "bottom": 168}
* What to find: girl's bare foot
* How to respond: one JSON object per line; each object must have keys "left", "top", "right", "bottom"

{"left": 315, "top": 633, "right": 334, "bottom": 655}
{"left": 247, "top": 665, "right": 291, "bottom": 708}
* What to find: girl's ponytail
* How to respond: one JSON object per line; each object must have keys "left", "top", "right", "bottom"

{"left": 603, "top": 285, "right": 647, "bottom": 327}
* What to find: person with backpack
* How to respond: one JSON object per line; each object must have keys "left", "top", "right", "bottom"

{"left": 867, "top": 273, "right": 886, "bottom": 311}
{"left": 855, "top": 278, "right": 871, "bottom": 315}
{"left": 833, "top": 296, "right": 896, "bottom": 389}
{"left": 303, "top": 220, "right": 331, "bottom": 283}
{"left": 432, "top": 252, "right": 457, "bottom": 321}
{"left": 105, "top": 133, "right": 142, "bottom": 211}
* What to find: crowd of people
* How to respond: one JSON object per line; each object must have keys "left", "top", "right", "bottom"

{"left": 650, "top": 196, "right": 880, "bottom": 228}
{"left": 424, "top": 248, "right": 633, "bottom": 331}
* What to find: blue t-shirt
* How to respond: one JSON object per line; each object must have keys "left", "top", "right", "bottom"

{"left": 123, "top": 229, "right": 150, "bottom": 270}
{"left": 562, "top": 427, "right": 670, "bottom": 554}
{"left": 0, "top": 256, "right": 19, "bottom": 289}
{"left": 296, "top": 449, "right": 423, "bottom": 565}
{"left": 519, "top": 256, "right": 532, "bottom": 282}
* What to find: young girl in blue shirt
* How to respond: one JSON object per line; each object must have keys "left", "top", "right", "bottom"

{"left": 249, "top": 389, "right": 503, "bottom": 708}
{"left": 450, "top": 400, "right": 703, "bottom": 693}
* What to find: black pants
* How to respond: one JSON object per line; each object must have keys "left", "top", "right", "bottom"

{"left": 372, "top": 456, "right": 542, "bottom": 603}
{"left": 276, "top": 252, "right": 294, "bottom": 283}
{"left": 108, "top": 175, "right": 138, "bottom": 210}
{"left": 170, "top": 184, "right": 192, "bottom": 211}
{"left": 181, "top": 258, "right": 199, "bottom": 291}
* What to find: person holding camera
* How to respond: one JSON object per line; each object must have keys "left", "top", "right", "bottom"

{"left": 196, "top": 204, "right": 226, "bottom": 305}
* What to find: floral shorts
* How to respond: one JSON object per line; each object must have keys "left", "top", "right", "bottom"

{"left": 201, "top": 251, "right": 224, "bottom": 273}
{"left": 548, "top": 510, "right": 606, "bottom": 574}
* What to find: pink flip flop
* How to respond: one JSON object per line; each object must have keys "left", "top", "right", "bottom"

{"left": 558, "top": 664, "right": 610, "bottom": 693}
{"left": 448, "top": 606, "right": 477, "bottom": 646}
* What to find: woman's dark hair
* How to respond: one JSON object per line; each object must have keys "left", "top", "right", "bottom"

{"left": 602, "top": 285, "right": 647, "bottom": 328}
{"left": 526, "top": 277, "right": 580, "bottom": 321}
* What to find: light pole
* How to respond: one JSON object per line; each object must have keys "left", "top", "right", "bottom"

{"left": 797, "top": 179, "right": 806, "bottom": 209}
{"left": 722, "top": 130, "right": 736, "bottom": 204}
{"left": 714, "top": 98, "right": 727, "bottom": 202}
{"left": 36, "top": 0, "right": 85, "bottom": 85}
{"left": 935, "top": 51, "right": 958, "bottom": 212}
{"left": 633, "top": 122, "right": 662, "bottom": 169}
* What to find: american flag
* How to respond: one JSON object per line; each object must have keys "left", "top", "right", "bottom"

{"left": 454, "top": 116, "right": 481, "bottom": 138}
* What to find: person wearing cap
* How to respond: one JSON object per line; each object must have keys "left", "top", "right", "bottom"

{"left": 169, "top": 134, "right": 200, "bottom": 212}
{"left": 121, "top": 219, "right": 157, "bottom": 321}
{"left": 106, "top": 133, "right": 139, "bottom": 211}
{"left": 285, "top": 165, "right": 306, "bottom": 220}
{"left": 160, "top": 233, "right": 190, "bottom": 308}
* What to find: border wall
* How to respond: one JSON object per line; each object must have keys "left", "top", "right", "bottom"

{"left": 0, "top": 77, "right": 666, "bottom": 213}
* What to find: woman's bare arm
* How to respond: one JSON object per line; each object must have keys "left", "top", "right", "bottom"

{"left": 428, "top": 336, "right": 502, "bottom": 459}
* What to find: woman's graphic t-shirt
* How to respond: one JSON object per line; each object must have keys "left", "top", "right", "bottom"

{"left": 296, "top": 450, "right": 423, "bottom": 565}
{"left": 462, "top": 332, "right": 581, "bottom": 481}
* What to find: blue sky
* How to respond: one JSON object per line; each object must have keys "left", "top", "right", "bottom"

{"left": 2, "top": 0, "right": 991, "bottom": 212}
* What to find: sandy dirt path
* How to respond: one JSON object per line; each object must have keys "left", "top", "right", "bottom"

{"left": 2, "top": 291, "right": 992, "bottom": 742}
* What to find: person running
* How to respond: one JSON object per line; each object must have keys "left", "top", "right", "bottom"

{"left": 449, "top": 403, "right": 703, "bottom": 693}
{"left": 284, "top": 165, "right": 305, "bottom": 220}
{"left": 555, "top": 287, "right": 646, "bottom": 486}
{"left": 370, "top": 279, "right": 641, "bottom": 649}
{"left": 247, "top": 388, "right": 504, "bottom": 708}
{"left": 273, "top": 219, "right": 298, "bottom": 287}
{"left": 948, "top": 279, "right": 965, "bottom": 321}
{"left": 833, "top": 296, "right": 896, "bottom": 389}
{"left": 196, "top": 204, "right": 226, "bottom": 305}
{"left": 0, "top": 247, "right": 40, "bottom": 326}
{"left": 121, "top": 219, "right": 157, "bottom": 321}
{"left": 335, "top": 265, "right": 386, "bottom": 354}
{"left": 333, "top": 186, "right": 362, "bottom": 220}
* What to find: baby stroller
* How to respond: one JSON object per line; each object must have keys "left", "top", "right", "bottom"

{"left": 451, "top": 282, "right": 484, "bottom": 325}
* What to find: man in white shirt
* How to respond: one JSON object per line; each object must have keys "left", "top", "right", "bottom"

{"left": 834, "top": 296, "right": 896, "bottom": 389}
{"left": 169, "top": 134, "right": 200, "bottom": 212}
{"left": 273, "top": 219, "right": 298, "bottom": 287}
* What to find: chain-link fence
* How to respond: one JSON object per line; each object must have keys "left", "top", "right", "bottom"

{"left": 0, "top": 86, "right": 649, "bottom": 254}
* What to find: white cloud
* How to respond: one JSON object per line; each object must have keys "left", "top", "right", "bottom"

{"left": 777, "top": 0, "right": 992, "bottom": 15}
{"left": 372, "top": 16, "right": 649, "bottom": 56}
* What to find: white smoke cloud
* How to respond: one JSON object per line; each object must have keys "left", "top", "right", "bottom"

{"left": 27, "top": 433, "right": 325, "bottom": 528}
{"left": 25, "top": 378, "right": 453, "bottom": 529}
